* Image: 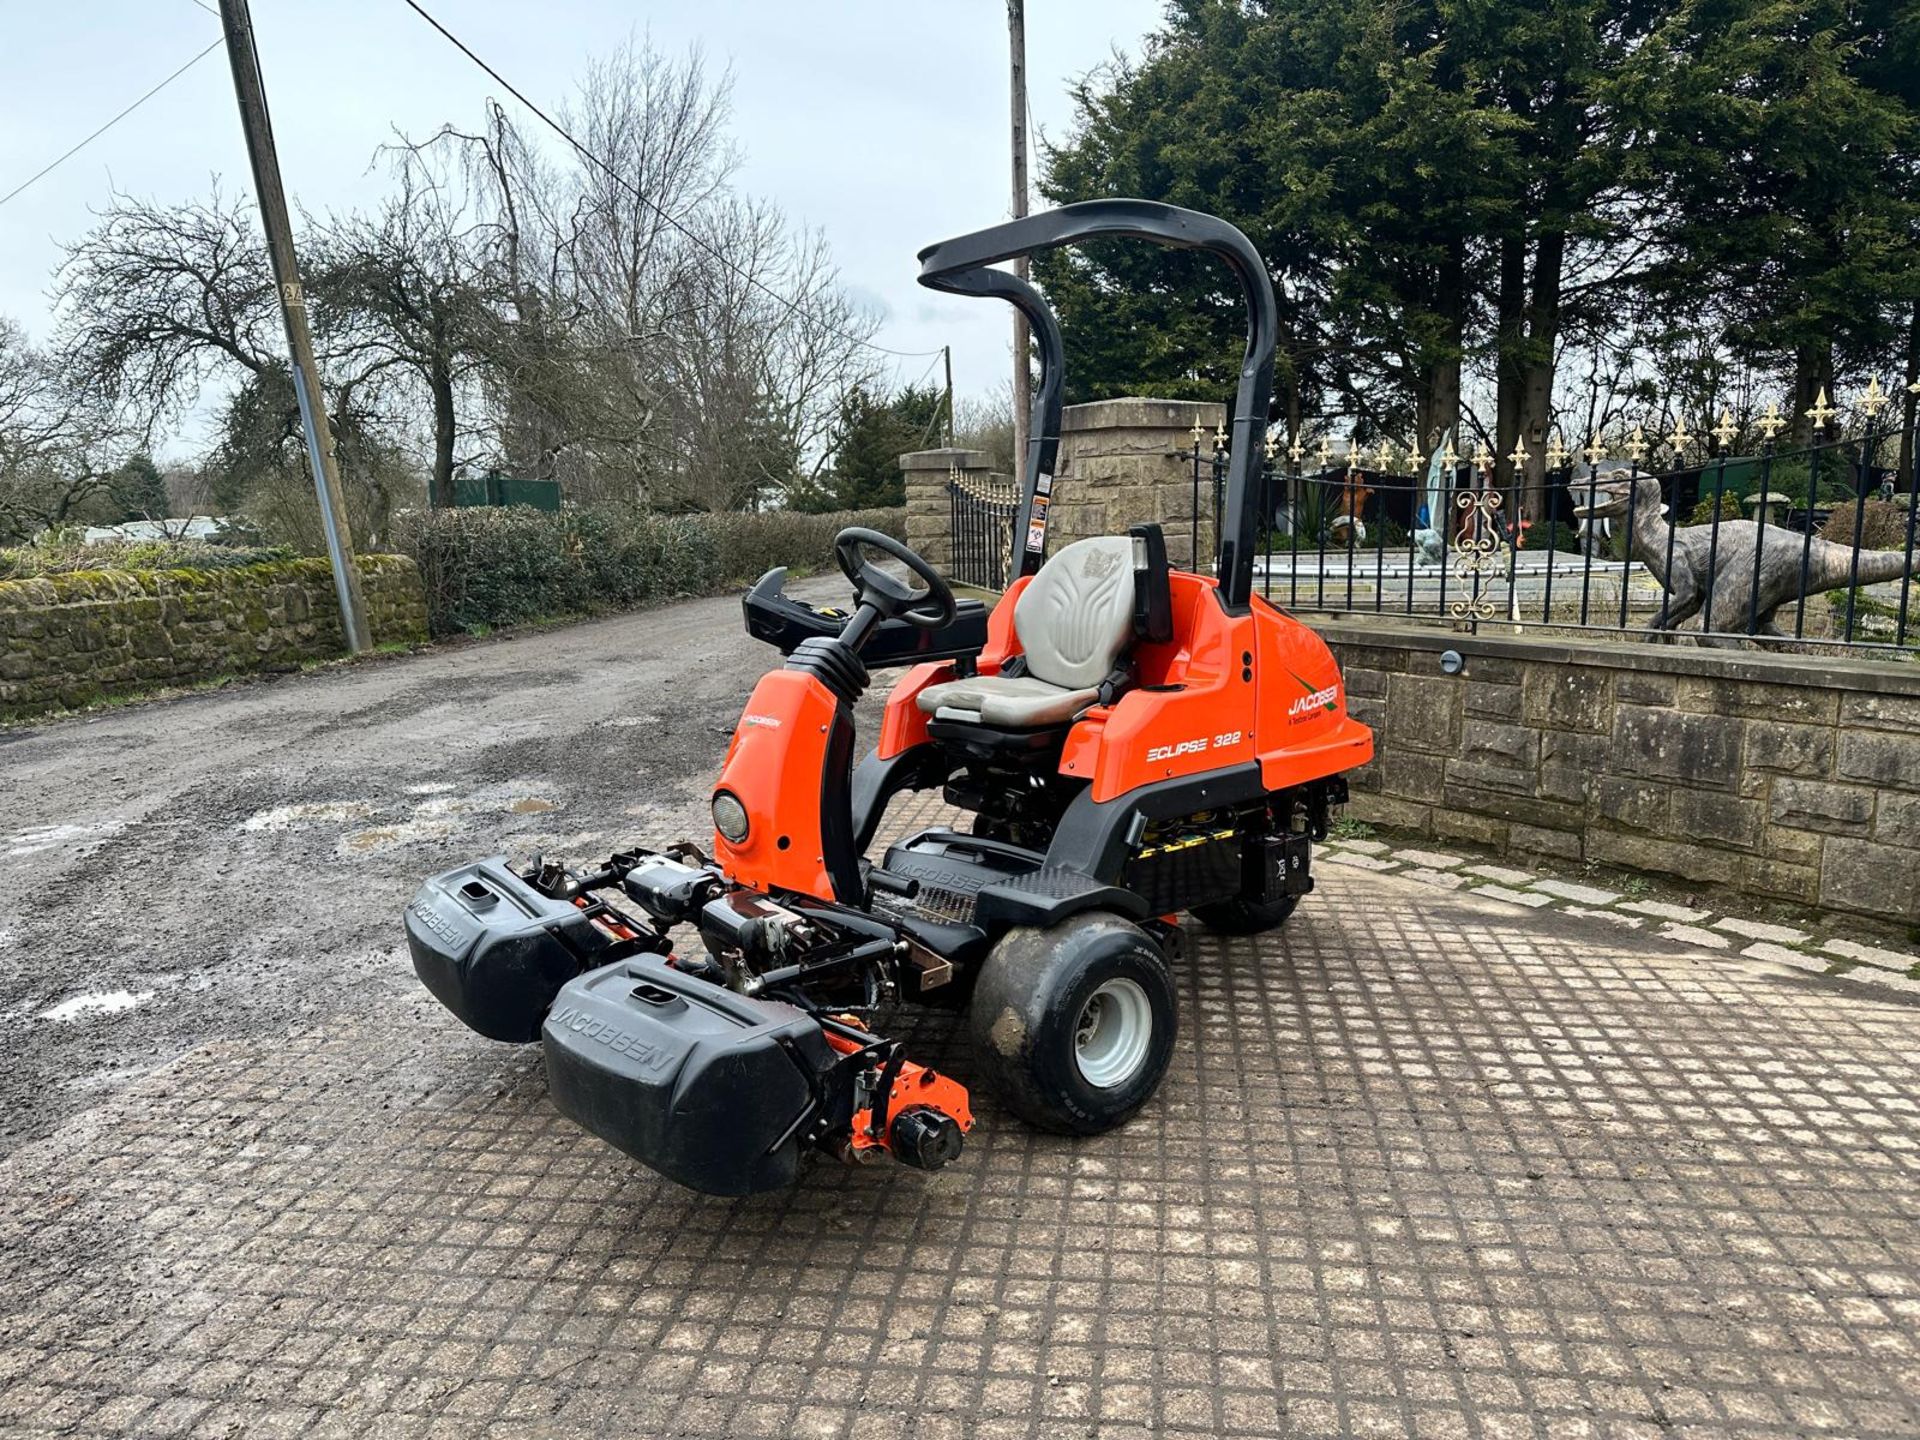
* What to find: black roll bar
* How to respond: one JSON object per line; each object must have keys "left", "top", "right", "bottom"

{"left": 916, "top": 199, "right": 1278, "bottom": 613}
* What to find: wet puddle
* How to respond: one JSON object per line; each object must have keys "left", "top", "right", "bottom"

{"left": 39, "top": 990, "right": 153, "bottom": 1023}
{"left": 240, "top": 801, "right": 376, "bottom": 833}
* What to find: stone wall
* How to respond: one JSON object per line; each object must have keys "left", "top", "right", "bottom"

{"left": 0, "top": 555, "right": 428, "bottom": 717}
{"left": 903, "top": 398, "right": 1225, "bottom": 580}
{"left": 1321, "top": 620, "right": 1920, "bottom": 927}
{"left": 901, "top": 448, "right": 996, "bottom": 574}
{"left": 1052, "top": 397, "right": 1224, "bottom": 564}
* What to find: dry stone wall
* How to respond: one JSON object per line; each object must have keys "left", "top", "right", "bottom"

{"left": 0, "top": 555, "right": 428, "bottom": 716}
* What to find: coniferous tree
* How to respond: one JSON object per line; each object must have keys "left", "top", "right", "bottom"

{"left": 798, "top": 383, "right": 946, "bottom": 512}
{"left": 110, "top": 453, "right": 170, "bottom": 524}
{"left": 1628, "top": 0, "right": 1920, "bottom": 443}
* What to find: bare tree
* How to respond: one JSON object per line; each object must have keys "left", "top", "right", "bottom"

{"left": 0, "top": 318, "right": 129, "bottom": 541}
{"left": 311, "top": 133, "right": 507, "bottom": 507}
{"left": 54, "top": 192, "right": 420, "bottom": 542}
{"left": 45, "top": 38, "right": 885, "bottom": 538}
{"left": 55, "top": 189, "right": 281, "bottom": 427}
{"left": 463, "top": 39, "right": 881, "bottom": 509}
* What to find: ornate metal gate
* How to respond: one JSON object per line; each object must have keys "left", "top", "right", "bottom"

{"left": 947, "top": 468, "right": 1018, "bottom": 591}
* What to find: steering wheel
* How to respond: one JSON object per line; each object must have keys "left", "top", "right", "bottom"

{"left": 833, "top": 527, "right": 957, "bottom": 631}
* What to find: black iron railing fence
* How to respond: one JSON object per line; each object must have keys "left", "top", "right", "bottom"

{"left": 1186, "top": 397, "right": 1920, "bottom": 651}
{"left": 948, "top": 470, "right": 1018, "bottom": 592}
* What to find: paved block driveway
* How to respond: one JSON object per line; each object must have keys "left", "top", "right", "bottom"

{"left": 2, "top": 588, "right": 1916, "bottom": 1439}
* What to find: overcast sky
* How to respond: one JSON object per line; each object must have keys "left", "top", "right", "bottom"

{"left": 1, "top": 0, "right": 1168, "bottom": 446}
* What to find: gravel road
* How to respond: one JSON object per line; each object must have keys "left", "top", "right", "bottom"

{"left": 0, "top": 579, "right": 865, "bottom": 1158}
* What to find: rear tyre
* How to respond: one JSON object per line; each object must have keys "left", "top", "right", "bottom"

{"left": 967, "top": 912, "right": 1177, "bottom": 1135}
{"left": 1190, "top": 893, "right": 1300, "bottom": 935}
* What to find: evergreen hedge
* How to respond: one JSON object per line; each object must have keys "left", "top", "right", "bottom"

{"left": 390, "top": 504, "right": 906, "bottom": 636}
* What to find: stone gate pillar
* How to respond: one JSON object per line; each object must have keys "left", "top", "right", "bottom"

{"left": 1050, "top": 397, "right": 1227, "bottom": 566}
{"left": 899, "top": 447, "right": 991, "bottom": 575}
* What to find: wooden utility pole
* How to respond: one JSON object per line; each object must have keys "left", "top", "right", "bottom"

{"left": 942, "top": 345, "right": 956, "bottom": 447}
{"left": 1008, "top": 1, "right": 1031, "bottom": 472}
{"left": 217, "top": 0, "right": 370, "bottom": 652}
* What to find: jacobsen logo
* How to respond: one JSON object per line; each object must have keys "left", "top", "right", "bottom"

{"left": 741, "top": 713, "right": 782, "bottom": 729}
{"left": 1287, "top": 668, "right": 1340, "bottom": 723}
{"left": 1289, "top": 684, "right": 1339, "bottom": 720}
{"left": 549, "top": 1004, "right": 675, "bottom": 1075}
{"left": 408, "top": 898, "right": 464, "bottom": 949}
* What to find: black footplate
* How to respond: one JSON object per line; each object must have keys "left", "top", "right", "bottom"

{"left": 542, "top": 958, "right": 838, "bottom": 1196}
{"left": 406, "top": 858, "right": 617, "bottom": 1043}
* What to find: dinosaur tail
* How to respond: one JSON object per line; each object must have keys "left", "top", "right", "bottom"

{"left": 1844, "top": 547, "right": 1917, "bottom": 587}
{"left": 1809, "top": 533, "right": 1915, "bottom": 591}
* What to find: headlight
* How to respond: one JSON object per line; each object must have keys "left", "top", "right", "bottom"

{"left": 712, "top": 790, "right": 750, "bottom": 844}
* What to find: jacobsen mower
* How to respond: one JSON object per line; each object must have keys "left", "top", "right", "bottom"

{"left": 404, "top": 200, "right": 1374, "bottom": 1195}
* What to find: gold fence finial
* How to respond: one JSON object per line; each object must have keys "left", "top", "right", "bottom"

{"left": 1805, "top": 387, "right": 1836, "bottom": 431}
{"left": 1214, "top": 422, "right": 1229, "bottom": 449}
{"left": 1470, "top": 438, "right": 1491, "bottom": 468}
{"left": 1667, "top": 418, "right": 1693, "bottom": 458}
{"left": 1860, "top": 376, "right": 1890, "bottom": 419}
{"left": 1625, "top": 424, "right": 1647, "bottom": 463}
{"left": 1545, "top": 435, "right": 1570, "bottom": 469}
{"left": 1584, "top": 435, "right": 1605, "bottom": 465}
{"left": 1441, "top": 437, "right": 1460, "bottom": 470}
{"left": 1405, "top": 441, "right": 1425, "bottom": 472}
{"left": 1713, "top": 409, "right": 1738, "bottom": 449}
{"left": 1346, "top": 438, "right": 1363, "bottom": 473}
{"left": 1506, "top": 439, "right": 1531, "bottom": 470}
{"left": 1288, "top": 434, "right": 1304, "bottom": 465}
{"left": 1315, "top": 436, "right": 1332, "bottom": 467}
{"left": 1264, "top": 433, "right": 1277, "bottom": 461}
{"left": 1757, "top": 401, "right": 1786, "bottom": 440}
{"left": 1373, "top": 438, "right": 1396, "bottom": 471}
{"left": 1190, "top": 419, "right": 1205, "bottom": 447}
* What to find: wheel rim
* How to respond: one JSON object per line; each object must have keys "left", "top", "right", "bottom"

{"left": 1072, "top": 977, "right": 1153, "bottom": 1089}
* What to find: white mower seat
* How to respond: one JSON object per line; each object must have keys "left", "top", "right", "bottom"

{"left": 917, "top": 535, "right": 1136, "bottom": 730}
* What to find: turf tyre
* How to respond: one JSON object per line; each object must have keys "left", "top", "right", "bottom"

{"left": 967, "top": 912, "right": 1177, "bottom": 1135}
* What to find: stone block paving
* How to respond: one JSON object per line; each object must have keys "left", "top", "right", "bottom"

{"left": 4, "top": 827, "right": 1920, "bottom": 1437}
{"left": 1323, "top": 837, "right": 1920, "bottom": 999}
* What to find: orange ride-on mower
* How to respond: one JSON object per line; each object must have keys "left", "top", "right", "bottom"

{"left": 404, "top": 200, "right": 1374, "bottom": 1195}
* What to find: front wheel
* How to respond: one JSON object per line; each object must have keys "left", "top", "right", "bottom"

{"left": 967, "top": 913, "right": 1177, "bottom": 1135}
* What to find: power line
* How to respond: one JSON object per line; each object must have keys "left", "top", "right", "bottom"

{"left": 0, "top": 38, "right": 224, "bottom": 211}
{"left": 395, "top": 0, "right": 948, "bottom": 364}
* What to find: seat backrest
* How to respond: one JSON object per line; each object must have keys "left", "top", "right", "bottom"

{"left": 1012, "top": 536, "right": 1136, "bottom": 690}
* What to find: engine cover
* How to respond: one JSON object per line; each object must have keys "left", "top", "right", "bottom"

{"left": 541, "top": 957, "right": 838, "bottom": 1196}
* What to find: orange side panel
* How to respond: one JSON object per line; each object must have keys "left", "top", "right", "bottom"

{"left": 1060, "top": 574, "right": 1374, "bottom": 803}
{"left": 876, "top": 662, "right": 947, "bottom": 760}
{"left": 1258, "top": 717, "right": 1376, "bottom": 789}
{"left": 1072, "top": 574, "right": 1258, "bottom": 803}
{"left": 1249, "top": 595, "right": 1375, "bottom": 786}
{"left": 711, "top": 670, "right": 839, "bottom": 900}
